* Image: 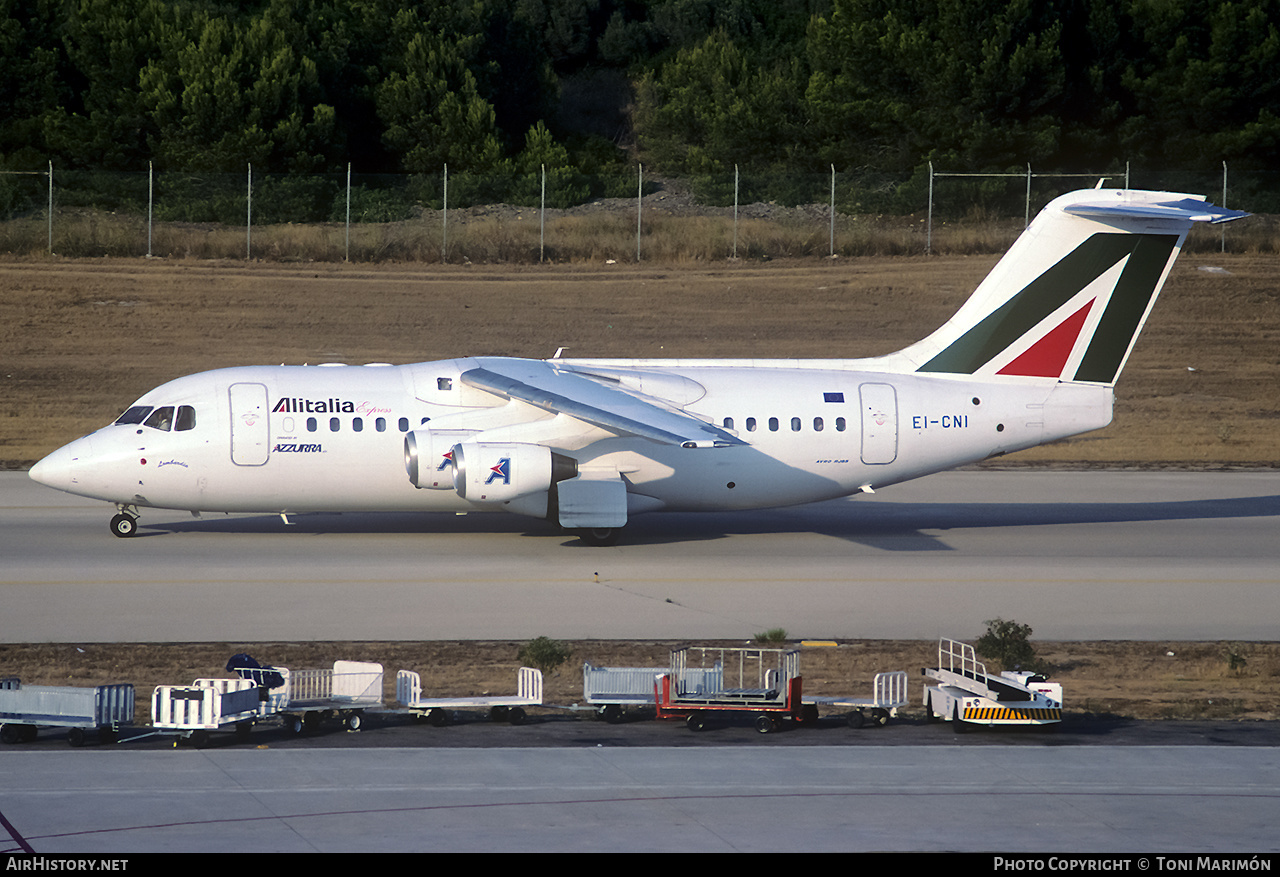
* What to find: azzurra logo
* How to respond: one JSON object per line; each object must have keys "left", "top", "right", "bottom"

{"left": 485, "top": 458, "right": 511, "bottom": 485}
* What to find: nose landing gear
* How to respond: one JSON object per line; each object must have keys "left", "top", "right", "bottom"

{"left": 110, "top": 506, "right": 140, "bottom": 538}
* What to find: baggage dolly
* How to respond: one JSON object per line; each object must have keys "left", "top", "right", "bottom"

{"left": 1, "top": 678, "right": 135, "bottom": 746}
{"left": 805, "top": 670, "right": 910, "bottom": 728}
{"left": 655, "top": 646, "right": 806, "bottom": 734}
{"left": 396, "top": 667, "right": 542, "bottom": 725}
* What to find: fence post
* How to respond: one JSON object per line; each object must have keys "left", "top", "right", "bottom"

{"left": 147, "top": 161, "right": 153, "bottom": 258}
{"left": 829, "top": 164, "right": 836, "bottom": 257}
{"left": 733, "top": 163, "right": 739, "bottom": 260}
{"left": 1221, "top": 160, "right": 1228, "bottom": 253}
{"left": 1025, "top": 163, "right": 1032, "bottom": 228}
{"left": 442, "top": 164, "right": 448, "bottom": 262}
{"left": 345, "top": 162, "right": 351, "bottom": 262}
{"left": 540, "top": 163, "right": 546, "bottom": 263}
{"left": 636, "top": 163, "right": 642, "bottom": 262}
{"left": 926, "top": 161, "right": 934, "bottom": 256}
{"left": 245, "top": 163, "right": 252, "bottom": 260}
{"left": 47, "top": 160, "right": 53, "bottom": 254}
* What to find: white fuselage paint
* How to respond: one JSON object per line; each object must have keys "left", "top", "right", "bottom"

{"left": 37, "top": 356, "right": 1112, "bottom": 518}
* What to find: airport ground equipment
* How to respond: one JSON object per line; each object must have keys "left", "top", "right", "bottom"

{"left": 396, "top": 667, "right": 542, "bottom": 725}
{"left": 234, "top": 660, "right": 384, "bottom": 734}
{"left": 922, "top": 638, "right": 1062, "bottom": 729}
{"left": 805, "top": 670, "right": 910, "bottom": 728}
{"left": 580, "top": 662, "right": 721, "bottom": 722}
{"left": 151, "top": 677, "right": 263, "bottom": 746}
{"left": 0, "top": 678, "right": 134, "bottom": 746}
{"left": 655, "top": 646, "right": 807, "bottom": 733}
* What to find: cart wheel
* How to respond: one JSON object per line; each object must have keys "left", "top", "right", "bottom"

{"left": 67, "top": 728, "right": 86, "bottom": 747}
{"left": 686, "top": 713, "right": 708, "bottom": 732}
{"left": 345, "top": 711, "right": 363, "bottom": 731}
{"left": 287, "top": 715, "right": 305, "bottom": 735}
{"left": 871, "top": 708, "right": 890, "bottom": 727}
{"left": 846, "top": 709, "right": 865, "bottom": 729}
{"left": 426, "top": 708, "right": 450, "bottom": 727}
{"left": 754, "top": 714, "right": 776, "bottom": 734}
{"left": 188, "top": 730, "right": 210, "bottom": 748}
{"left": 1, "top": 724, "right": 22, "bottom": 744}
{"left": 601, "top": 704, "right": 624, "bottom": 724}
{"left": 507, "top": 707, "right": 526, "bottom": 726}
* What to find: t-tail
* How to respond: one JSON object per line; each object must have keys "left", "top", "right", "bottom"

{"left": 888, "top": 189, "right": 1247, "bottom": 386}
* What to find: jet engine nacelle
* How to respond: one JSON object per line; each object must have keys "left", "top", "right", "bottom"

{"left": 404, "top": 428, "right": 477, "bottom": 489}
{"left": 452, "top": 441, "right": 558, "bottom": 503}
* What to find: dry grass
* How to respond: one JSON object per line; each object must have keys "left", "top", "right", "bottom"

{"left": 6, "top": 206, "right": 1278, "bottom": 264}
{"left": 2, "top": 639, "right": 1276, "bottom": 726}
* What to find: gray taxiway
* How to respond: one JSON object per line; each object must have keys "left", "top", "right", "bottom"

{"left": 2, "top": 469, "right": 1278, "bottom": 642}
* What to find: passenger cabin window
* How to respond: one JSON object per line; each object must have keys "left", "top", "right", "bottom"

{"left": 352, "top": 417, "right": 363, "bottom": 432}
{"left": 307, "top": 417, "right": 317, "bottom": 432}
{"left": 376, "top": 417, "right": 387, "bottom": 432}
{"left": 746, "top": 417, "right": 757, "bottom": 432}
{"left": 723, "top": 417, "right": 734, "bottom": 430}
{"left": 791, "top": 417, "right": 801, "bottom": 432}
{"left": 329, "top": 417, "right": 340, "bottom": 432}
{"left": 768, "top": 417, "right": 779, "bottom": 432}
{"left": 398, "top": 417, "right": 409, "bottom": 432}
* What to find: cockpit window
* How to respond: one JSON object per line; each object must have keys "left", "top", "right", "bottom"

{"left": 175, "top": 405, "right": 196, "bottom": 431}
{"left": 115, "top": 406, "right": 153, "bottom": 425}
{"left": 143, "top": 406, "right": 174, "bottom": 432}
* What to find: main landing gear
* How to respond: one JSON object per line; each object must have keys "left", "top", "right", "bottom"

{"left": 575, "top": 527, "right": 621, "bottom": 547}
{"left": 109, "top": 505, "right": 140, "bottom": 538}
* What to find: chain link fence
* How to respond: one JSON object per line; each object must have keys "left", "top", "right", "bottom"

{"left": 2, "top": 162, "right": 1274, "bottom": 262}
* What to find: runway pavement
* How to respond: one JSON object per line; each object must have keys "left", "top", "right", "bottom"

{"left": 3, "top": 743, "right": 1279, "bottom": 853}
{"left": 2, "top": 469, "right": 1278, "bottom": 642}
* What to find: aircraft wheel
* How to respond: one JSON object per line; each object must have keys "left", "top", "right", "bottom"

{"left": 109, "top": 513, "right": 138, "bottom": 538}
{"left": 576, "top": 527, "right": 621, "bottom": 547}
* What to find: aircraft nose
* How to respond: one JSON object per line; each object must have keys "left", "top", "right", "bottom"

{"left": 29, "top": 440, "right": 84, "bottom": 493}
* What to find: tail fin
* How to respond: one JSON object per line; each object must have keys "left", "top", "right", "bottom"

{"left": 895, "top": 189, "right": 1246, "bottom": 387}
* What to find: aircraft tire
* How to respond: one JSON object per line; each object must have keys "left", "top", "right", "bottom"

{"left": 109, "top": 513, "right": 138, "bottom": 538}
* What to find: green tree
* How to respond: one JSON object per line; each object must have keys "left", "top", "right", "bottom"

{"left": 974, "top": 617, "right": 1042, "bottom": 673}
{"left": 375, "top": 27, "right": 503, "bottom": 173}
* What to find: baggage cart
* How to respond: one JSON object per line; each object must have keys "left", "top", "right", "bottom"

{"left": 805, "top": 670, "right": 910, "bottom": 728}
{"left": 655, "top": 646, "right": 806, "bottom": 734}
{"left": 922, "top": 638, "right": 1062, "bottom": 729}
{"left": 580, "top": 662, "right": 719, "bottom": 723}
{"left": 235, "top": 660, "right": 384, "bottom": 734}
{"left": 152, "top": 677, "right": 264, "bottom": 746}
{"left": 396, "top": 667, "right": 542, "bottom": 725}
{"left": 0, "top": 678, "right": 134, "bottom": 746}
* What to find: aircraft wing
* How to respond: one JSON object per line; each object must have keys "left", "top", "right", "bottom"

{"left": 461, "top": 358, "right": 744, "bottom": 448}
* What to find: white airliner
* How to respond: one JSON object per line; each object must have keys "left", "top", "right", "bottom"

{"left": 29, "top": 188, "right": 1245, "bottom": 544}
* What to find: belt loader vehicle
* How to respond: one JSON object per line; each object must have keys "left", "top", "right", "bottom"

{"left": 923, "top": 638, "right": 1062, "bottom": 729}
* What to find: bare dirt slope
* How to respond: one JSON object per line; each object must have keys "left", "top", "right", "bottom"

{"left": 2, "top": 253, "right": 1278, "bottom": 466}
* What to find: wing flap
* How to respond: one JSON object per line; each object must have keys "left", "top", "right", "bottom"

{"left": 460, "top": 359, "right": 743, "bottom": 448}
